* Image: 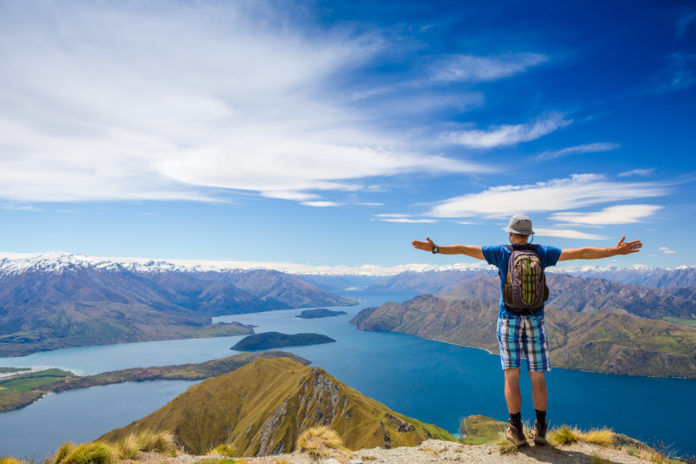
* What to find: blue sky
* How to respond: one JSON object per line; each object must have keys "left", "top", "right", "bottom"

{"left": 0, "top": 0, "right": 695, "bottom": 269}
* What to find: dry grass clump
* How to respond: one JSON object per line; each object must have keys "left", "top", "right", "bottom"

{"left": 135, "top": 430, "right": 177, "bottom": 454}
{"left": 296, "top": 426, "right": 351, "bottom": 461}
{"left": 0, "top": 457, "right": 25, "bottom": 464}
{"left": 548, "top": 426, "right": 679, "bottom": 464}
{"left": 548, "top": 425, "right": 581, "bottom": 445}
{"left": 196, "top": 459, "right": 244, "bottom": 464}
{"left": 582, "top": 429, "right": 615, "bottom": 446}
{"left": 623, "top": 445, "right": 680, "bottom": 464}
{"left": 548, "top": 426, "right": 616, "bottom": 447}
{"left": 495, "top": 433, "right": 521, "bottom": 454}
{"left": 208, "top": 444, "right": 238, "bottom": 457}
{"left": 51, "top": 441, "right": 115, "bottom": 464}
{"left": 115, "top": 434, "right": 139, "bottom": 459}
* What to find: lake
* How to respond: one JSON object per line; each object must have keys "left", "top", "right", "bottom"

{"left": 1, "top": 291, "right": 695, "bottom": 459}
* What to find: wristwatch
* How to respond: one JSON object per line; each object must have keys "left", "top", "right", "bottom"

{"left": 432, "top": 245, "right": 439, "bottom": 254}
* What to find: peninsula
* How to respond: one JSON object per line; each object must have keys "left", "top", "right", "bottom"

{"left": 0, "top": 351, "right": 309, "bottom": 412}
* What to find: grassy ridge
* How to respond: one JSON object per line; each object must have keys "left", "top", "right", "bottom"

{"left": 100, "top": 357, "right": 455, "bottom": 455}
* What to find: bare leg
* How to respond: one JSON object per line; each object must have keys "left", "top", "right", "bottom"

{"left": 504, "top": 368, "right": 522, "bottom": 413}
{"left": 529, "top": 371, "right": 548, "bottom": 412}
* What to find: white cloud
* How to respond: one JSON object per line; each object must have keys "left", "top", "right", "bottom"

{"left": 618, "top": 168, "right": 655, "bottom": 177}
{"left": 0, "top": 1, "right": 487, "bottom": 204}
{"left": 374, "top": 214, "right": 436, "bottom": 223}
{"left": 533, "top": 228, "right": 606, "bottom": 240}
{"left": 302, "top": 201, "right": 339, "bottom": 207}
{"left": 428, "top": 174, "right": 669, "bottom": 218}
{"left": 379, "top": 218, "right": 436, "bottom": 223}
{"left": 432, "top": 53, "right": 548, "bottom": 82}
{"left": 537, "top": 142, "right": 620, "bottom": 160}
{"left": 549, "top": 204, "right": 662, "bottom": 225}
{"left": 1, "top": 204, "right": 41, "bottom": 212}
{"left": 659, "top": 246, "right": 676, "bottom": 254}
{"left": 262, "top": 191, "right": 319, "bottom": 201}
{"left": 445, "top": 113, "right": 572, "bottom": 148}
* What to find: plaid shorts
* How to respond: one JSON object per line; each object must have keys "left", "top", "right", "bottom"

{"left": 496, "top": 315, "right": 551, "bottom": 371}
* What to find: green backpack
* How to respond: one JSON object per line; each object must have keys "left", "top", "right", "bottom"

{"left": 503, "top": 245, "right": 549, "bottom": 313}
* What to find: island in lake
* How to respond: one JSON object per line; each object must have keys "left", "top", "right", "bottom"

{"left": 232, "top": 332, "right": 336, "bottom": 351}
{"left": 296, "top": 308, "right": 348, "bottom": 319}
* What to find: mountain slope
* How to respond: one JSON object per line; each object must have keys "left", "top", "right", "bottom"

{"left": 351, "top": 295, "right": 696, "bottom": 377}
{"left": 100, "top": 357, "right": 454, "bottom": 455}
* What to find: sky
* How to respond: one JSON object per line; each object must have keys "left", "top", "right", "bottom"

{"left": 0, "top": 0, "right": 695, "bottom": 270}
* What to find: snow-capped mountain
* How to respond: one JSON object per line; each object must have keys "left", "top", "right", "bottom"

{"left": 0, "top": 252, "right": 355, "bottom": 357}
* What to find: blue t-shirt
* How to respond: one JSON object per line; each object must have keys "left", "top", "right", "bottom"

{"left": 482, "top": 244, "right": 562, "bottom": 318}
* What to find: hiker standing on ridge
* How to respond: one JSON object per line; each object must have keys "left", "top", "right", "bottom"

{"left": 412, "top": 214, "right": 642, "bottom": 447}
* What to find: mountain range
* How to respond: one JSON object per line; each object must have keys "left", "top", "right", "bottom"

{"left": 366, "top": 265, "right": 696, "bottom": 294}
{"left": 0, "top": 253, "right": 355, "bottom": 356}
{"left": 440, "top": 274, "right": 696, "bottom": 320}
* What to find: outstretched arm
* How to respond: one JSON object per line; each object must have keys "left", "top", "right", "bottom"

{"left": 559, "top": 236, "right": 642, "bottom": 261}
{"left": 411, "top": 237, "right": 485, "bottom": 260}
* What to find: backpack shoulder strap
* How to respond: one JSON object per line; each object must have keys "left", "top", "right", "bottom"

{"left": 528, "top": 244, "right": 540, "bottom": 251}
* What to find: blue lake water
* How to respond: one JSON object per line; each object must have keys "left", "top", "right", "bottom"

{"left": 1, "top": 290, "right": 695, "bottom": 459}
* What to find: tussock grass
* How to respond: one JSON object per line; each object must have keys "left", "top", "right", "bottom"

{"left": 548, "top": 425, "right": 581, "bottom": 445}
{"left": 495, "top": 432, "right": 520, "bottom": 455}
{"left": 582, "top": 429, "right": 614, "bottom": 446}
{"left": 296, "top": 426, "right": 351, "bottom": 461}
{"left": 0, "top": 457, "right": 25, "bottom": 464}
{"left": 273, "top": 461, "right": 292, "bottom": 464}
{"left": 135, "top": 430, "right": 177, "bottom": 454}
{"left": 622, "top": 445, "right": 680, "bottom": 464}
{"left": 208, "top": 444, "right": 238, "bottom": 457}
{"left": 196, "top": 459, "right": 244, "bottom": 464}
{"left": 548, "top": 426, "right": 679, "bottom": 464}
{"left": 115, "top": 434, "right": 139, "bottom": 459}
{"left": 51, "top": 441, "right": 115, "bottom": 464}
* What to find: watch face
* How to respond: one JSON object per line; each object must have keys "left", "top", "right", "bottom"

{"left": 432, "top": 246, "right": 439, "bottom": 254}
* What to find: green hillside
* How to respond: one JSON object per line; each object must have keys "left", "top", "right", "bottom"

{"left": 100, "top": 357, "right": 454, "bottom": 455}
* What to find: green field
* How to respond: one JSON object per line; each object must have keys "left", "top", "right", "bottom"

{"left": 0, "top": 368, "right": 74, "bottom": 392}
{"left": 663, "top": 317, "right": 696, "bottom": 328}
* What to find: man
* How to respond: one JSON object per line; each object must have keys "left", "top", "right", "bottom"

{"left": 412, "top": 214, "right": 642, "bottom": 447}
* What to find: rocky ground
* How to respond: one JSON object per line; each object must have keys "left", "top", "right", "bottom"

{"left": 147, "top": 439, "right": 657, "bottom": 464}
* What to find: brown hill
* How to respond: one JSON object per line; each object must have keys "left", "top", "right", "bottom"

{"left": 100, "top": 357, "right": 454, "bottom": 455}
{"left": 351, "top": 295, "right": 696, "bottom": 378}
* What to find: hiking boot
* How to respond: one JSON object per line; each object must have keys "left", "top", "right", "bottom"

{"left": 529, "top": 420, "right": 547, "bottom": 445}
{"left": 506, "top": 423, "right": 528, "bottom": 447}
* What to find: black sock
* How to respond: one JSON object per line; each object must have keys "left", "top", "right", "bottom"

{"left": 535, "top": 409, "right": 547, "bottom": 425}
{"left": 509, "top": 412, "right": 522, "bottom": 429}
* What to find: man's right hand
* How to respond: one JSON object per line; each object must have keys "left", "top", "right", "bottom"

{"left": 412, "top": 237, "right": 435, "bottom": 252}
